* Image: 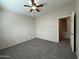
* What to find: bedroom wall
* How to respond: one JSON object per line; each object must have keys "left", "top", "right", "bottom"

{"left": 76, "top": 0, "right": 79, "bottom": 58}
{"left": 36, "top": 5, "right": 75, "bottom": 42}
{"left": 0, "top": 9, "right": 35, "bottom": 49}
{"left": 0, "top": 2, "right": 75, "bottom": 49}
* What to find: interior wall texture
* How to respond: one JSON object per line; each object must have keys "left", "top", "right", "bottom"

{"left": 36, "top": 5, "right": 74, "bottom": 42}
{"left": 0, "top": 9, "right": 35, "bottom": 49}
{"left": 0, "top": 3, "right": 75, "bottom": 49}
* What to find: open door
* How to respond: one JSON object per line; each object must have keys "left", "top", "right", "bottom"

{"left": 70, "top": 11, "right": 76, "bottom": 52}
{"left": 59, "top": 17, "right": 71, "bottom": 47}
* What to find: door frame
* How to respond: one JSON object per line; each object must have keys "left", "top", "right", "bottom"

{"left": 57, "top": 15, "right": 71, "bottom": 43}
{"left": 57, "top": 13, "right": 76, "bottom": 52}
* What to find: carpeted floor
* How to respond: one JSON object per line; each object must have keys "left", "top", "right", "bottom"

{"left": 0, "top": 38, "right": 77, "bottom": 59}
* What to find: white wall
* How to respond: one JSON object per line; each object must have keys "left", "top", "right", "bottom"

{"left": 0, "top": 3, "right": 75, "bottom": 49}
{"left": 36, "top": 5, "right": 74, "bottom": 42}
{"left": 0, "top": 9, "right": 35, "bottom": 49}
{"left": 76, "top": 0, "right": 79, "bottom": 58}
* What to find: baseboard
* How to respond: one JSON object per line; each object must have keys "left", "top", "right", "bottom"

{"left": 0, "top": 37, "right": 35, "bottom": 50}
{"left": 36, "top": 37, "right": 59, "bottom": 43}
{"left": 0, "top": 37, "right": 59, "bottom": 50}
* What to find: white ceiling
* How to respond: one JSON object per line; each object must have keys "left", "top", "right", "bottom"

{"left": 0, "top": 0, "right": 75, "bottom": 17}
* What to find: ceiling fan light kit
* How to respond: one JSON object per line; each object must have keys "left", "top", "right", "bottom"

{"left": 24, "top": 0, "right": 46, "bottom": 12}
{"left": 32, "top": 6, "right": 37, "bottom": 9}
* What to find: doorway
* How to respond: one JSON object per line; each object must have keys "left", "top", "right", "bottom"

{"left": 59, "top": 17, "right": 70, "bottom": 46}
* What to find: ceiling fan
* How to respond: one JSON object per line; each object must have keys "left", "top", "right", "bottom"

{"left": 24, "top": 0, "right": 46, "bottom": 12}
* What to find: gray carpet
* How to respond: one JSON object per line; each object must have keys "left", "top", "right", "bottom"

{"left": 0, "top": 38, "right": 77, "bottom": 59}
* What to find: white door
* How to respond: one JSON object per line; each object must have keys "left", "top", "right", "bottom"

{"left": 70, "top": 12, "right": 75, "bottom": 52}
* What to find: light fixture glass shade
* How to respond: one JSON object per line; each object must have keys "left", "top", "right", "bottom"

{"left": 32, "top": 6, "right": 36, "bottom": 9}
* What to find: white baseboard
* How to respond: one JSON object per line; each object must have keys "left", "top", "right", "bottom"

{"left": 0, "top": 37, "right": 35, "bottom": 50}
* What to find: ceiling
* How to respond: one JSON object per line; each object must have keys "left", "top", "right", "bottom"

{"left": 0, "top": 0, "right": 75, "bottom": 17}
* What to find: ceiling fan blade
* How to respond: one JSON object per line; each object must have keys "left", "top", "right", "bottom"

{"left": 30, "top": 9, "right": 33, "bottom": 12}
{"left": 24, "top": 5, "right": 31, "bottom": 7}
{"left": 36, "top": 9, "right": 40, "bottom": 12}
{"left": 37, "top": 4, "right": 44, "bottom": 7}
{"left": 31, "top": 0, "right": 35, "bottom": 5}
